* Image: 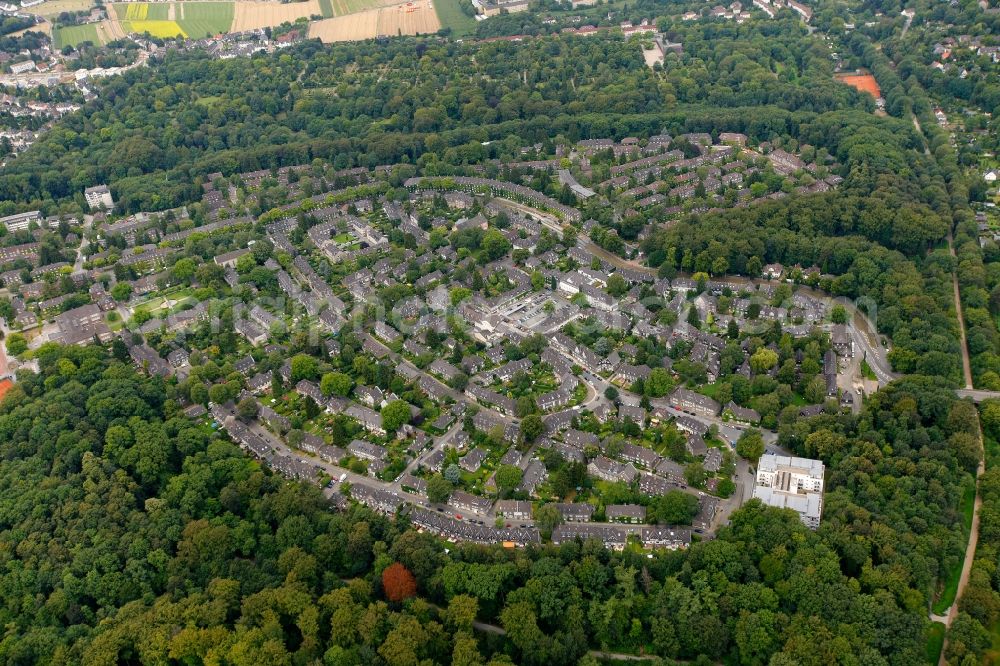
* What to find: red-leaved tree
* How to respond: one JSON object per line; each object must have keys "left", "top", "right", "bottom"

{"left": 382, "top": 562, "right": 417, "bottom": 602}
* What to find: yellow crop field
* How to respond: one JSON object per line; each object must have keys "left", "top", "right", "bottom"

{"left": 124, "top": 3, "right": 148, "bottom": 19}
{"left": 123, "top": 19, "right": 187, "bottom": 37}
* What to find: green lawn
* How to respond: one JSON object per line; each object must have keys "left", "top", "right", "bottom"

{"left": 925, "top": 622, "right": 946, "bottom": 665}
{"left": 931, "top": 475, "right": 977, "bottom": 614}
{"left": 54, "top": 23, "right": 100, "bottom": 49}
{"left": 860, "top": 359, "right": 877, "bottom": 380}
{"left": 432, "top": 0, "right": 475, "bottom": 36}
{"left": 177, "top": 2, "right": 234, "bottom": 38}
{"left": 318, "top": 0, "right": 334, "bottom": 17}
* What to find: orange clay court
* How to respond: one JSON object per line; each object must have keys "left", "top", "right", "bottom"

{"left": 836, "top": 73, "right": 881, "bottom": 99}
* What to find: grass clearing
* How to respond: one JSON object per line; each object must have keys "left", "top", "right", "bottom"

{"left": 53, "top": 22, "right": 101, "bottom": 48}
{"left": 318, "top": 0, "right": 334, "bottom": 16}
{"left": 432, "top": 0, "right": 474, "bottom": 36}
{"left": 925, "top": 622, "right": 946, "bottom": 665}
{"left": 860, "top": 359, "right": 877, "bottom": 380}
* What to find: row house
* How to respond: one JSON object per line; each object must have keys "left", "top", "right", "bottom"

{"left": 449, "top": 490, "right": 493, "bottom": 515}
{"left": 552, "top": 524, "right": 627, "bottom": 550}
{"left": 606, "top": 504, "right": 646, "bottom": 523}
{"left": 347, "top": 439, "right": 388, "bottom": 462}
{"left": 588, "top": 455, "right": 638, "bottom": 483}
{"left": 553, "top": 502, "right": 594, "bottom": 522}
{"left": 345, "top": 405, "right": 386, "bottom": 436}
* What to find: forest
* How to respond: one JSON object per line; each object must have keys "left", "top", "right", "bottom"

{"left": 0, "top": 343, "right": 979, "bottom": 664}
{"left": 0, "top": 21, "right": 870, "bottom": 216}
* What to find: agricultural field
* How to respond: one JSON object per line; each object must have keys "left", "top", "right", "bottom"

{"left": 24, "top": 0, "right": 94, "bottom": 17}
{"left": 230, "top": 0, "right": 321, "bottom": 31}
{"left": 109, "top": 2, "right": 234, "bottom": 38}
{"left": 431, "top": 0, "right": 473, "bottom": 36}
{"left": 317, "top": 0, "right": 334, "bottom": 17}
{"left": 112, "top": 3, "right": 184, "bottom": 38}
{"left": 329, "top": 0, "right": 396, "bottom": 15}
{"left": 53, "top": 22, "right": 99, "bottom": 48}
{"left": 308, "top": 0, "right": 438, "bottom": 41}
{"left": 177, "top": 2, "right": 235, "bottom": 37}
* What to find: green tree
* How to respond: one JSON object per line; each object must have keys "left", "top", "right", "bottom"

{"left": 606, "top": 274, "right": 628, "bottom": 297}
{"left": 290, "top": 354, "right": 319, "bottom": 382}
{"left": 321, "top": 371, "right": 353, "bottom": 397}
{"left": 684, "top": 462, "right": 707, "bottom": 488}
{"left": 521, "top": 414, "right": 544, "bottom": 443}
{"left": 381, "top": 400, "right": 411, "bottom": 433}
{"left": 652, "top": 490, "right": 699, "bottom": 525}
{"left": 736, "top": 429, "right": 765, "bottom": 464}
{"left": 830, "top": 305, "right": 848, "bottom": 324}
{"left": 646, "top": 368, "right": 674, "bottom": 398}
{"left": 534, "top": 504, "right": 563, "bottom": 539}
{"left": 749, "top": 348, "right": 778, "bottom": 374}
{"left": 110, "top": 282, "right": 132, "bottom": 301}
{"left": 5, "top": 332, "right": 27, "bottom": 356}
{"left": 427, "top": 474, "right": 453, "bottom": 504}
{"left": 495, "top": 464, "right": 522, "bottom": 495}
{"left": 236, "top": 397, "right": 259, "bottom": 422}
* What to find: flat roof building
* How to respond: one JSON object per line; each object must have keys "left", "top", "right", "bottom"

{"left": 752, "top": 454, "right": 825, "bottom": 529}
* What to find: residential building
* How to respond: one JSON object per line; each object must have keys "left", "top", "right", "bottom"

{"left": 752, "top": 454, "right": 825, "bottom": 529}
{"left": 84, "top": 185, "right": 114, "bottom": 211}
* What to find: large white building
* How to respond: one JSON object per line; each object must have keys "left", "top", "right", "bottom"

{"left": 752, "top": 454, "right": 825, "bottom": 529}
{"left": 84, "top": 185, "right": 114, "bottom": 211}
{"left": 0, "top": 210, "right": 42, "bottom": 232}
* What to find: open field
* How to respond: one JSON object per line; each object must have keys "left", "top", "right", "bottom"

{"left": 431, "top": 0, "right": 473, "bottom": 36}
{"left": 317, "top": 0, "right": 334, "bottom": 16}
{"left": 53, "top": 22, "right": 100, "bottom": 48}
{"left": 178, "top": 2, "right": 235, "bottom": 36}
{"left": 330, "top": 0, "right": 397, "bottom": 14}
{"left": 114, "top": 2, "right": 171, "bottom": 20}
{"left": 122, "top": 19, "right": 187, "bottom": 37}
{"left": 25, "top": 0, "right": 94, "bottom": 17}
{"left": 12, "top": 19, "right": 52, "bottom": 37}
{"left": 836, "top": 72, "right": 881, "bottom": 99}
{"left": 99, "top": 17, "right": 126, "bottom": 40}
{"left": 309, "top": 0, "right": 438, "bottom": 41}
{"left": 231, "top": 0, "right": 321, "bottom": 31}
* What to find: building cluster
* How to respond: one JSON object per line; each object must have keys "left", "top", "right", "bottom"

{"left": 0, "top": 134, "right": 857, "bottom": 549}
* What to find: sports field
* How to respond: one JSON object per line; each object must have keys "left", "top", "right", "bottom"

{"left": 835, "top": 72, "right": 881, "bottom": 99}
{"left": 53, "top": 22, "right": 99, "bottom": 48}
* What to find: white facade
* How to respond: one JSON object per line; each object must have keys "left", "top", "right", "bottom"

{"left": 84, "top": 185, "right": 114, "bottom": 211}
{"left": 752, "top": 454, "right": 825, "bottom": 529}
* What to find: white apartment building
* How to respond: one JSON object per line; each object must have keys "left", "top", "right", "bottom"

{"left": 752, "top": 454, "right": 825, "bottom": 529}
